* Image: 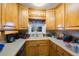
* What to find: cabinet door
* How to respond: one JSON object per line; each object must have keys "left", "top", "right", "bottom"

{"left": 2, "top": 4, "right": 18, "bottom": 29}
{"left": 56, "top": 4, "right": 64, "bottom": 30}
{"left": 18, "top": 5, "right": 22, "bottom": 29}
{"left": 29, "top": 9, "right": 46, "bottom": 17}
{"left": 11, "top": 4, "right": 18, "bottom": 29}
{"left": 26, "top": 45, "right": 38, "bottom": 56}
{"left": 56, "top": 45, "right": 64, "bottom": 56}
{"left": 46, "top": 9, "right": 55, "bottom": 30}
{"left": 5, "top": 4, "right": 12, "bottom": 22}
{"left": 65, "top": 3, "right": 79, "bottom": 29}
{"left": 18, "top": 5, "right": 28, "bottom": 29}
{"left": 5, "top": 4, "right": 14, "bottom": 27}
{"left": 39, "top": 44, "right": 49, "bottom": 56}
{"left": 0, "top": 4, "right": 1, "bottom": 29}
{"left": 2, "top": 4, "right": 18, "bottom": 34}
{"left": 2, "top": 4, "right": 6, "bottom": 29}
{"left": 29, "top": 9, "right": 46, "bottom": 19}
{"left": 21, "top": 7, "right": 28, "bottom": 29}
{"left": 25, "top": 41, "right": 38, "bottom": 56}
{"left": 50, "top": 41, "right": 57, "bottom": 56}
{"left": 38, "top": 40, "right": 49, "bottom": 56}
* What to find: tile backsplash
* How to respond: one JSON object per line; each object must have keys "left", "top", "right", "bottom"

{"left": 28, "top": 20, "right": 46, "bottom": 34}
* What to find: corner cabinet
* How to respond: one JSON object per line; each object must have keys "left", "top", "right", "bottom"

{"left": 65, "top": 4, "right": 79, "bottom": 29}
{"left": 46, "top": 9, "right": 56, "bottom": 30}
{"left": 55, "top": 4, "right": 65, "bottom": 30}
{"left": 50, "top": 40, "right": 73, "bottom": 56}
{"left": 56, "top": 44, "right": 73, "bottom": 56}
{"left": 18, "top": 4, "right": 28, "bottom": 30}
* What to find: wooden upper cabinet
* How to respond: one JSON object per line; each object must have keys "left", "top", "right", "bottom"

{"left": 0, "top": 4, "right": 1, "bottom": 29}
{"left": 5, "top": 4, "right": 12, "bottom": 25}
{"left": 1, "top": 4, "right": 18, "bottom": 34}
{"left": 28, "top": 9, "right": 46, "bottom": 20}
{"left": 2, "top": 3, "right": 18, "bottom": 30}
{"left": 29, "top": 9, "right": 46, "bottom": 17}
{"left": 18, "top": 5, "right": 22, "bottom": 29}
{"left": 11, "top": 4, "right": 18, "bottom": 29}
{"left": 1, "top": 4, "right": 6, "bottom": 30}
{"left": 65, "top": 3, "right": 79, "bottom": 29}
{"left": 18, "top": 5, "right": 28, "bottom": 29}
{"left": 46, "top": 9, "right": 55, "bottom": 30}
{"left": 21, "top": 7, "right": 28, "bottom": 29}
{"left": 55, "top": 4, "right": 65, "bottom": 30}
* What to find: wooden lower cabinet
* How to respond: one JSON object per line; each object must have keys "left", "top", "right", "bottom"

{"left": 56, "top": 45, "right": 65, "bottom": 56}
{"left": 24, "top": 40, "right": 72, "bottom": 56}
{"left": 25, "top": 40, "right": 50, "bottom": 56}
{"left": 56, "top": 45, "right": 73, "bottom": 56}
{"left": 50, "top": 41, "right": 73, "bottom": 56}
{"left": 50, "top": 41, "right": 57, "bottom": 56}
{"left": 63, "top": 50, "right": 73, "bottom": 56}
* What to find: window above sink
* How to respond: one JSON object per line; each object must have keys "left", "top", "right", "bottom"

{"left": 28, "top": 19, "right": 46, "bottom": 34}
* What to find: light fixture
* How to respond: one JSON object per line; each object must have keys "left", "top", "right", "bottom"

{"left": 33, "top": 3, "right": 46, "bottom": 7}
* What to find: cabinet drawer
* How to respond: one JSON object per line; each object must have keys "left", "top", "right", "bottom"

{"left": 38, "top": 40, "right": 49, "bottom": 45}
{"left": 26, "top": 41, "right": 37, "bottom": 46}
{"left": 26, "top": 40, "right": 49, "bottom": 46}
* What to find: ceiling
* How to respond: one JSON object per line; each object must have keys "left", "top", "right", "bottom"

{"left": 21, "top": 3, "right": 60, "bottom": 10}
